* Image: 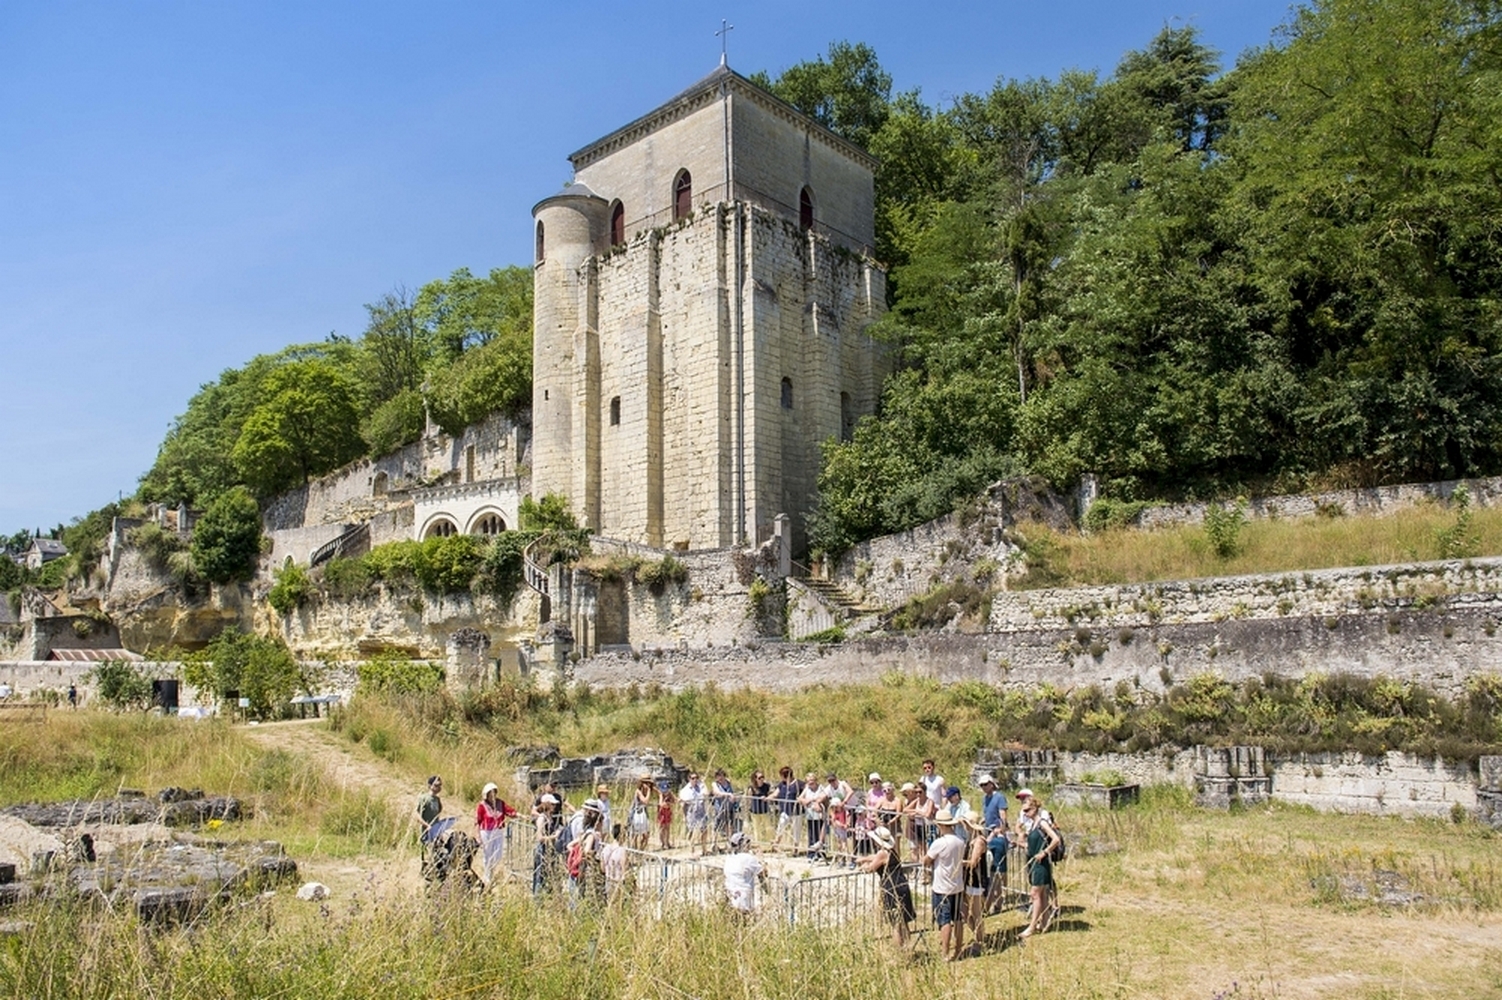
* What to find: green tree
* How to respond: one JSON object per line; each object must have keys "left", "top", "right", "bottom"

{"left": 89, "top": 661, "right": 154, "bottom": 711}
{"left": 414, "top": 266, "right": 532, "bottom": 361}
{"left": 231, "top": 359, "right": 365, "bottom": 495}
{"left": 360, "top": 288, "right": 430, "bottom": 407}
{"left": 425, "top": 335, "right": 531, "bottom": 435}
{"left": 191, "top": 486, "right": 261, "bottom": 584}
{"left": 183, "top": 629, "right": 307, "bottom": 720}
{"left": 752, "top": 41, "right": 892, "bottom": 149}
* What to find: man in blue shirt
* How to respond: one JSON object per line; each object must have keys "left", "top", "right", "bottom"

{"left": 977, "top": 773, "right": 1010, "bottom": 913}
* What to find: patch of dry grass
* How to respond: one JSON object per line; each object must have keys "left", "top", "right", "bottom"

{"left": 1015, "top": 504, "right": 1502, "bottom": 589}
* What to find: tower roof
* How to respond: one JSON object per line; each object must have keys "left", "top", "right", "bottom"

{"left": 568, "top": 64, "right": 878, "bottom": 173}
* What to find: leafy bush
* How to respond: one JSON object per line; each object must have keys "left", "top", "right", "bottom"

{"left": 191, "top": 487, "right": 262, "bottom": 584}
{"left": 88, "top": 661, "right": 153, "bottom": 711}
{"left": 1083, "top": 498, "right": 1153, "bottom": 532}
{"left": 636, "top": 555, "right": 688, "bottom": 591}
{"left": 181, "top": 629, "right": 310, "bottom": 719}
{"left": 321, "top": 556, "right": 374, "bottom": 600}
{"left": 473, "top": 531, "right": 530, "bottom": 603}
{"left": 1203, "top": 501, "right": 1247, "bottom": 560}
{"left": 128, "top": 522, "right": 188, "bottom": 570}
{"left": 415, "top": 534, "right": 483, "bottom": 593}
{"left": 1436, "top": 484, "right": 1479, "bottom": 559}
{"left": 361, "top": 387, "right": 425, "bottom": 455}
{"left": 267, "top": 562, "right": 313, "bottom": 614}
{"left": 519, "top": 493, "right": 579, "bottom": 531}
{"left": 357, "top": 653, "right": 444, "bottom": 695}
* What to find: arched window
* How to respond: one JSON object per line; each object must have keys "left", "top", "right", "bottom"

{"left": 372, "top": 471, "right": 389, "bottom": 497}
{"left": 471, "top": 513, "right": 506, "bottom": 536}
{"left": 781, "top": 377, "right": 794, "bottom": 410}
{"left": 673, "top": 170, "right": 693, "bottom": 222}
{"left": 535, "top": 221, "right": 545, "bottom": 263}
{"left": 609, "top": 200, "right": 625, "bottom": 247}
{"left": 424, "top": 517, "right": 458, "bottom": 540}
{"left": 800, "top": 187, "right": 814, "bottom": 231}
{"left": 609, "top": 396, "right": 621, "bottom": 426}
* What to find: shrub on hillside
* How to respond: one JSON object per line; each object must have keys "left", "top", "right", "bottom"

{"left": 191, "top": 487, "right": 262, "bottom": 584}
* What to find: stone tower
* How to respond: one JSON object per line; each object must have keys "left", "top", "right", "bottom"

{"left": 531, "top": 65, "right": 888, "bottom": 553}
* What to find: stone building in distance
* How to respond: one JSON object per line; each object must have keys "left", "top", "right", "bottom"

{"left": 531, "top": 63, "right": 889, "bottom": 554}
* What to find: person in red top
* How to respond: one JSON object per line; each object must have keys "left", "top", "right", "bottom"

{"left": 475, "top": 782, "right": 516, "bottom": 885}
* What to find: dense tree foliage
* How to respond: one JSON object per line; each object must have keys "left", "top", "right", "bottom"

{"left": 182, "top": 629, "right": 310, "bottom": 719}
{"left": 801, "top": 1, "right": 1502, "bottom": 552}
{"left": 139, "top": 267, "right": 532, "bottom": 508}
{"left": 190, "top": 487, "right": 262, "bottom": 584}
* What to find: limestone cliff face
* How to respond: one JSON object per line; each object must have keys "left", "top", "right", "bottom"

{"left": 103, "top": 546, "right": 249, "bottom": 652}
{"left": 260, "top": 586, "right": 543, "bottom": 661}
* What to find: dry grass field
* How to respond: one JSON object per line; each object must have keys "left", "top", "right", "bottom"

{"left": 0, "top": 711, "right": 1498, "bottom": 998}
{"left": 1014, "top": 503, "right": 1502, "bottom": 589}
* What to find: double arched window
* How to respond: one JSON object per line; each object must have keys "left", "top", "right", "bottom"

{"left": 673, "top": 170, "right": 693, "bottom": 222}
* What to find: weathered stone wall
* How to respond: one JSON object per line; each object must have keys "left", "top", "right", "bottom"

{"left": 832, "top": 478, "right": 1072, "bottom": 611}
{"left": 261, "top": 411, "right": 528, "bottom": 533}
{"left": 264, "top": 524, "right": 349, "bottom": 569}
{"left": 989, "top": 557, "right": 1502, "bottom": 631}
{"left": 1135, "top": 474, "right": 1502, "bottom": 529}
{"left": 571, "top": 539, "right": 778, "bottom": 652}
{"left": 266, "top": 585, "right": 544, "bottom": 662}
{"left": 574, "top": 600, "right": 1502, "bottom": 699}
{"left": 1270, "top": 752, "right": 1476, "bottom": 818}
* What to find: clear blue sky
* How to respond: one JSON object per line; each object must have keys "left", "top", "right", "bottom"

{"left": 0, "top": 0, "right": 1295, "bottom": 534}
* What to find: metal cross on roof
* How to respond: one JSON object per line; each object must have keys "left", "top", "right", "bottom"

{"left": 716, "top": 19, "right": 734, "bottom": 65}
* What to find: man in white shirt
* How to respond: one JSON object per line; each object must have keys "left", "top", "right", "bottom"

{"left": 918, "top": 759, "right": 946, "bottom": 810}
{"left": 924, "top": 812, "right": 966, "bottom": 961}
{"left": 721, "top": 831, "right": 764, "bottom": 914}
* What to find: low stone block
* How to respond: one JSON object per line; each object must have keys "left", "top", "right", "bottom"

{"left": 1052, "top": 783, "right": 1140, "bottom": 810}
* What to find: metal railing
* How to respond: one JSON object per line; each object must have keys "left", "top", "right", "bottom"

{"left": 522, "top": 537, "right": 550, "bottom": 599}
{"left": 487, "top": 794, "right": 1036, "bottom": 936}
{"left": 309, "top": 523, "right": 369, "bottom": 568}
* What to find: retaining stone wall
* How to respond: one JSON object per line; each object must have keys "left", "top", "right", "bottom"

{"left": 1135, "top": 475, "right": 1502, "bottom": 529}
{"left": 989, "top": 557, "right": 1502, "bottom": 631}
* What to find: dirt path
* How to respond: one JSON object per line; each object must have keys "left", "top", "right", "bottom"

{"left": 243, "top": 719, "right": 408, "bottom": 810}
{"left": 242, "top": 719, "right": 424, "bottom": 895}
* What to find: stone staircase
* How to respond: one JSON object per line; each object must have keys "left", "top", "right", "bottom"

{"left": 798, "top": 577, "right": 885, "bottom": 617}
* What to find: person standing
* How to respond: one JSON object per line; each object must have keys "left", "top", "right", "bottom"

{"left": 798, "top": 772, "right": 826, "bottom": 859}
{"left": 961, "top": 812, "right": 991, "bottom": 954}
{"left": 859, "top": 825, "right": 913, "bottom": 950}
{"left": 656, "top": 780, "right": 677, "bottom": 850}
{"left": 67, "top": 684, "right": 78, "bottom": 709}
{"left": 977, "top": 773, "right": 1010, "bottom": 913}
{"left": 474, "top": 783, "right": 515, "bottom": 884}
{"left": 746, "top": 769, "right": 772, "bottom": 844}
{"left": 924, "top": 812, "right": 966, "bottom": 962}
{"left": 416, "top": 776, "right": 444, "bottom": 840}
{"left": 771, "top": 767, "right": 803, "bottom": 850}
{"left": 533, "top": 793, "right": 563, "bottom": 895}
{"left": 629, "top": 778, "right": 654, "bottom": 850}
{"left": 710, "top": 768, "right": 738, "bottom": 849}
{"left": 918, "top": 759, "right": 946, "bottom": 812}
{"left": 1020, "top": 794, "right": 1061, "bottom": 938}
{"left": 680, "top": 772, "right": 710, "bottom": 855}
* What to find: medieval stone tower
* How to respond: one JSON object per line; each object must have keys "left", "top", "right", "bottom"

{"left": 531, "top": 64, "right": 888, "bottom": 553}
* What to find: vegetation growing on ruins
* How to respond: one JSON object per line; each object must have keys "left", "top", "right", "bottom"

{"left": 1010, "top": 499, "right": 1502, "bottom": 590}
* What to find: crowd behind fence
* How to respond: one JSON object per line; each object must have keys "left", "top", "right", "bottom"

{"left": 484, "top": 785, "right": 1036, "bottom": 937}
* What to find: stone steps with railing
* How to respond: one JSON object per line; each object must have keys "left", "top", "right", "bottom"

{"left": 308, "top": 523, "right": 370, "bottom": 569}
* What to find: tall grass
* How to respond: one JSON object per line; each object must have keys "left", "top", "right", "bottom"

{"left": 1015, "top": 503, "right": 1502, "bottom": 589}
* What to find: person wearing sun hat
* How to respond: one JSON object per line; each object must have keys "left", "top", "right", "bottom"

{"left": 859, "top": 825, "right": 914, "bottom": 949}
{"left": 532, "top": 792, "right": 563, "bottom": 895}
{"left": 977, "top": 773, "right": 1010, "bottom": 913}
{"left": 474, "top": 782, "right": 516, "bottom": 884}
{"left": 924, "top": 811, "right": 967, "bottom": 961}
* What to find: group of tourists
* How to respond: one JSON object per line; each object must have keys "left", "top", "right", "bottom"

{"left": 415, "top": 758, "right": 1063, "bottom": 957}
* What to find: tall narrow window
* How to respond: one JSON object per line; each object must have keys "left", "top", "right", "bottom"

{"left": 673, "top": 170, "right": 693, "bottom": 221}
{"left": 799, "top": 187, "right": 814, "bottom": 231}
{"left": 840, "top": 392, "right": 854, "bottom": 442}
{"left": 609, "top": 201, "right": 625, "bottom": 247}
{"left": 609, "top": 396, "right": 621, "bottom": 426}
{"left": 535, "top": 221, "right": 545, "bottom": 262}
{"left": 781, "top": 377, "right": 794, "bottom": 410}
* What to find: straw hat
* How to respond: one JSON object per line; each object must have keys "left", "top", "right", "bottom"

{"left": 870, "top": 826, "right": 896, "bottom": 850}
{"left": 934, "top": 812, "right": 959, "bottom": 826}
